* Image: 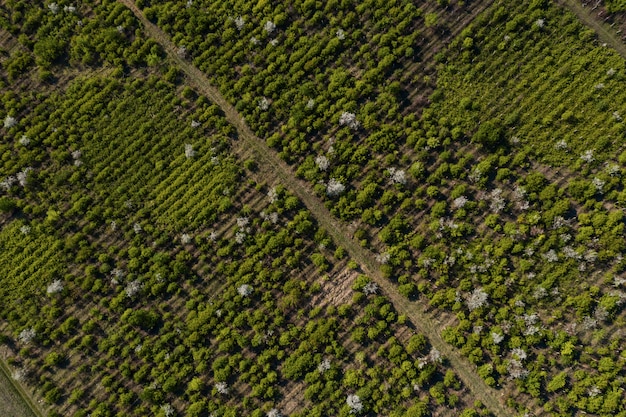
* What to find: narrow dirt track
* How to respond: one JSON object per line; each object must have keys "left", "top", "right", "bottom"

{"left": 118, "top": 1, "right": 514, "bottom": 415}
{"left": 558, "top": 0, "right": 626, "bottom": 59}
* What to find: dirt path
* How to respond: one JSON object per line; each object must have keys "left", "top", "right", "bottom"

{"left": 558, "top": 0, "right": 626, "bottom": 59}
{"left": 0, "top": 350, "right": 44, "bottom": 417}
{"left": 118, "top": 1, "right": 513, "bottom": 415}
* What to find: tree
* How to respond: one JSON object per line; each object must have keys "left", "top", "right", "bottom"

{"left": 472, "top": 119, "right": 507, "bottom": 149}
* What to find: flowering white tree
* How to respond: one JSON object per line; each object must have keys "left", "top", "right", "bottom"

{"left": 185, "top": 144, "right": 196, "bottom": 158}
{"left": 451, "top": 196, "right": 468, "bottom": 209}
{"left": 133, "top": 223, "right": 142, "bottom": 234}
{"left": 180, "top": 233, "right": 192, "bottom": 244}
{"left": 339, "top": 111, "right": 360, "bottom": 130}
{"left": 18, "top": 328, "right": 36, "bottom": 343}
{"left": 234, "top": 16, "right": 245, "bottom": 30}
{"left": 466, "top": 287, "right": 488, "bottom": 311}
{"left": 191, "top": 120, "right": 201, "bottom": 128}
{"left": 237, "top": 284, "right": 253, "bottom": 297}
{"left": 17, "top": 167, "right": 32, "bottom": 187}
{"left": 346, "top": 394, "right": 363, "bottom": 414}
{"left": 336, "top": 28, "right": 345, "bottom": 40}
{"left": 4, "top": 115, "right": 17, "bottom": 128}
{"left": 263, "top": 20, "right": 276, "bottom": 35}
{"left": 19, "top": 135, "right": 30, "bottom": 146}
{"left": 315, "top": 155, "right": 329, "bottom": 171}
{"left": 326, "top": 178, "right": 345, "bottom": 197}
{"left": 161, "top": 404, "right": 175, "bottom": 417}
{"left": 258, "top": 97, "right": 270, "bottom": 111}
{"left": 534, "top": 18, "right": 545, "bottom": 28}
{"left": 48, "top": 2, "right": 59, "bottom": 13}
{"left": 264, "top": 21, "right": 276, "bottom": 34}
{"left": 267, "top": 409, "right": 282, "bottom": 417}
{"left": 363, "top": 281, "right": 378, "bottom": 295}
{"left": 491, "top": 332, "right": 504, "bottom": 344}
{"left": 317, "top": 358, "right": 331, "bottom": 373}
{"left": 215, "top": 381, "right": 229, "bottom": 394}
{"left": 20, "top": 225, "right": 31, "bottom": 235}
{"left": 580, "top": 149, "right": 594, "bottom": 163}
{"left": 388, "top": 167, "right": 406, "bottom": 185}
{"left": 46, "top": 280, "right": 64, "bottom": 295}
{"left": 125, "top": 280, "right": 142, "bottom": 298}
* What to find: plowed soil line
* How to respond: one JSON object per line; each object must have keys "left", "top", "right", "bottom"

{"left": 118, "top": 1, "right": 513, "bottom": 415}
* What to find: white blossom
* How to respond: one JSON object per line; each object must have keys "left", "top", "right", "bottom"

{"left": 215, "top": 381, "right": 229, "bottom": 394}
{"left": 375, "top": 252, "right": 390, "bottom": 264}
{"left": 17, "top": 167, "right": 31, "bottom": 187}
{"left": 592, "top": 177, "right": 605, "bottom": 193}
{"left": 533, "top": 286, "right": 547, "bottom": 299}
{"left": 491, "top": 332, "right": 504, "bottom": 344}
{"left": 613, "top": 111, "right": 622, "bottom": 122}
{"left": 595, "top": 82, "right": 605, "bottom": 90}
{"left": 20, "top": 225, "right": 31, "bottom": 235}
{"left": 336, "top": 28, "right": 345, "bottom": 40}
{"left": 363, "top": 281, "right": 378, "bottom": 295}
{"left": 18, "top": 328, "right": 36, "bottom": 343}
{"left": 580, "top": 149, "right": 595, "bottom": 163}
{"left": 184, "top": 143, "right": 196, "bottom": 158}
{"left": 11, "top": 367, "right": 26, "bottom": 381}
{"left": 250, "top": 36, "right": 259, "bottom": 45}
{"left": 388, "top": 167, "right": 406, "bottom": 185}
{"left": 268, "top": 187, "right": 278, "bottom": 203}
{"left": 534, "top": 18, "right": 545, "bottom": 28}
{"left": 581, "top": 315, "right": 597, "bottom": 330}
{"left": 588, "top": 385, "right": 601, "bottom": 397}
{"left": 452, "top": 196, "right": 468, "bottom": 209}
{"left": 235, "top": 231, "right": 246, "bottom": 244}
{"left": 468, "top": 168, "right": 482, "bottom": 183}
{"left": 269, "top": 39, "right": 279, "bottom": 46}
{"left": 46, "top": 280, "right": 64, "bottom": 294}
{"left": 326, "top": 178, "right": 345, "bottom": 197}
{"left": 607, "top": 68, "right": 616, "bottom": 76}
{"left": 264, "top": 21, "right": 276, "bottom": 34}
{"left": 346, "top": 394, "right": 363, "bottom": 414}
{"left": 125, "top": 280, "right": 142, "bottom": 298}
{"left": 606, "top": 163, "right": 620, "bottom": 176}
{"left": 428, "top": 347, "right": 442, "bottom": 363}
{"left": 63, "top": 5, "right": 76, "bottom": 13}
{"left": 209, "top": 231, "right": 217, "bottom": 242}
{"left": 315, "top": 155, "right": 329, "bottom": 171}
{"left": 234, "top": 16, "right": 245, "bottom": 30}
{"left": 236, "top": 217, "right": 249, "bottom": 228}
{"left": 489, "top": 188, "right": 506, "bottom": 213}
{"left": 237, "top": 284, "right": 253, "bottom": 297}
{"left": 177, "top": 45, "right": 187, "bottom": 57}
{"left": 116, "top": 25, "right": 125, "bottom": 33}
{"left": 110, "top": 221, "right": 117, "bottom": 231}
{"left": 267, "top": 409, "right": 282, "bottom": 417}
{"left": 191, "top": 120, "right": 201, "bottom": 128}
{"left": 1, "top": 175, "right": 16, "bottom": 190}
{"left": 186, "top": 0, "right": 193, "bottom": 7}
{"left": 466, "top": 287, "right": 488, "bottom": 311}
{"left": 507, "top": 359, "right": 528, "bottom": 380}
{"left": 542, "top": 249, "right": 558, "bottom": 263}
{"left": 161, "top": 404, "right": 175, "bottom": 417}
{"left": 180, "top": 233, "right": 192, "bottom": 244}
{"left": 19, "top": 135, "right": 30, "bottom": 146}
{"left": 306, "top": 98, "right": 315, "bottom": 109}
{"left": 555, "top": 139, "right": 568, "bottom": 150}
{"left": 511, "top": 348, "right": 527, "bottom": 361}
{"left": 339, "top": 111, "right": 360, "bottom": 130}
{"left": 48, "top": 2, "right": 59, "bottom": 13}
{"left": 258, "top": 97, "right": 270, "bottom": 111}
{"left": 317, "top": 358, "right": 331, "bottom": 373}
